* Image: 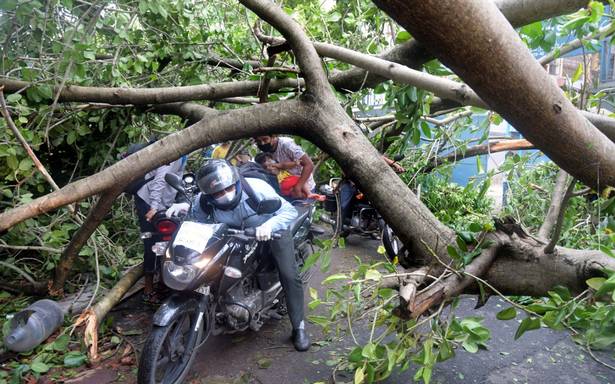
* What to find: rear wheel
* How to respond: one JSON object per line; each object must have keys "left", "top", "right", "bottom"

{"left": 138, "top": 307, "right": 203, "bottom": 384}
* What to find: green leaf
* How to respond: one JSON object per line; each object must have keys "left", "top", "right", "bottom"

{"left": 354, "top": 366, "right": 365, "bottom": 384}
{"left": 455, "top": 236, "right": 468, "bottom": 252}
{"left": 308, "top": 299, "right": 322, "bottom": 310}
{"left": 6, "top": 93, "right": 22, "bottom": 103}
{"left": 309, "top": 287, "right": 318, "bottom": 300}
{"left": 300, "top": 252, "right": 320, "bottom": 273}
{"left": 571, "top": 63, "right": 583, "bottom": 83}
{"left": 361, "top": 343, "right": 376, "bottom": 359}
{"left": 496, "top": 307, "right": 517, "bottom": 320}
{"left": 52, "top": 335, "right": 70, "bottom": 351}
{"left": 395, "top": 31, "right": 411, "bottom": 44}
{"left": 514, "top": 317, "right": 541, "bottom": 340}
{"left": 338, "top": 237, "right": 345, "bottom": 248}
{"left": 476, "top": 155, "right": 484, "bottom": 173}
{"left": 63, "top": 352, "right": 87, "bottom": 368}
{"left": 447, "top": 245, "right": 459, "bottom": 259}
{"left": 586, "top": 277, "right": 606, "bottom": 291}
{"left": 365, "top": 269, "right": 381, "bottom": 281}
{"left": 469, "top": 222, "right": 483, "bottom": 233}
{"left": 322, "top": 273, "right": 347, "bottom": 284}
{"left": 349, "top": 347, "right": 363, "bottom": 363}
{"left": 30, "top": 361, "right": 49, "bottom": 373}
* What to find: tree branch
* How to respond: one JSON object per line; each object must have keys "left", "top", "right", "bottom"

{"left": 0, "top": 87, "right": 62, "bottom": 193}
{"left": 0, "top": 100, "right": 312, "bottom": 231}
{"left": 425, "top": 139, "right": 534, "bottom": 172}
{"left": 544, "top": 177, "right": 577, "bottom": 254}
{"left": 51, "top": 185, "right": 125, "bottom": 296}
{"left": 0, "top": 77, "right": 302, "bottom": 105}
{"left": 539, "top": 22, "right": 615, "bottom": 66}
{"left": 239, "top": 0, "right": 332, "bottom": 100}
{"left": 538, "top": 169, "right": 570, "bottom": 239}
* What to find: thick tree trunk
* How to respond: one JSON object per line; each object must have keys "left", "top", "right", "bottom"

{"left": 50, "top": 185, "right": 124, "bottom": 296}
{"left": 374, "top": 0, "right": 615, "bottom": 190}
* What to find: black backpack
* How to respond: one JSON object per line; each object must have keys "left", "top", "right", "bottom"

{"left": 237, "top": 162, "right": 281, "bottom": 194}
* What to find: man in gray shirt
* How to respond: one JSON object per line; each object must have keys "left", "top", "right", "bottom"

{"left": 126, "top": 143, "right": 185, "bottom": 303}
{"left": 254, "top": 135, "right": 315, "bottom": 198}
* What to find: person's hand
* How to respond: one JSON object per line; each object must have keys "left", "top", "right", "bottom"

{"left": 291, "top": 183, "right": 307, "bottom": 199}
{"left": 390, "top": 162, "right": 405, "bottom": 173}
{"left": 145, "top": 208, "right": 157, "bottom": 222}
{"left": 255, "top": 222, "right": 273, "bottom": 241}
{"left": 166, "top": 202, "right": 190, "bottom": 218}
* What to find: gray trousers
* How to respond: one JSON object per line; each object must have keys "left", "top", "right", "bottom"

{"left": 268, "top": 230, "right": 304, "bottom": 329}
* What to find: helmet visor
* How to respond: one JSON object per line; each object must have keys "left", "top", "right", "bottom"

{"left": 198, "top": 163, "right": 238, "bottom": 195}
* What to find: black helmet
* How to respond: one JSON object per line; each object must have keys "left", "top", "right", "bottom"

{"left": 197, "top": 160, "right": 242, "bottom": 210}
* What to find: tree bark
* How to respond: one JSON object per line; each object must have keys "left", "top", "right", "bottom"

{"left": 50, "top": 185, "right": 125, "bottom": 296}
{"left": 374, "top": 0, "right": 615, "bottom": 190}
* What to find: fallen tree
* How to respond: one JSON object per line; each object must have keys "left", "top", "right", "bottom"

{"left": 0, "top": 0, "right": 614, "bottom": 378}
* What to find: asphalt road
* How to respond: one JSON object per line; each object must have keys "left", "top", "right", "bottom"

{"left": 71, "top": 233, "right": 615, "bottom": 384}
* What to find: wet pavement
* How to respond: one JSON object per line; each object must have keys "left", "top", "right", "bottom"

{"left": 76, "top": 233, "right": 615, "bottom": 384}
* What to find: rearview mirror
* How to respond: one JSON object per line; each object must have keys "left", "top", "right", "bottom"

{"left": 256, "top": 198, "right": 281, "bottom": 215}
{"left": 165, "top": 173, "right": 185, "bottom": 193}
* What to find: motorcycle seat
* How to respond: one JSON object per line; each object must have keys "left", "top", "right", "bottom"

{"left": 289, "top": 204, "right": 311, "bottom": 235}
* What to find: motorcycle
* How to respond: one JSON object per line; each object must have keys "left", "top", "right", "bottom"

{"left": 318, "top": 178, "right": 410, "bottom": 267}
{"left": 138, "top": 173, "right": 316, "bottom": 384}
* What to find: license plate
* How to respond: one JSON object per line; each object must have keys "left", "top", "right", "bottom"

{"left": 195, "top": 285, "right": 210, "bottom": 296}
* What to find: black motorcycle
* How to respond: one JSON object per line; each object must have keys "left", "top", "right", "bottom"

{"left": 319, "top": 178, "right": 409, "bottom": 266}
{"left": 137, "top": 174, "right": 316, "bottom": 384}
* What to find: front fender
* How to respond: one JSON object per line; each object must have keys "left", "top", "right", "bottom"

{"left": 152, "top": 292, "right": 205, "bottom": 326}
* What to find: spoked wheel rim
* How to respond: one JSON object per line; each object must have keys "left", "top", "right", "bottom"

{"left": 154, "top": 310, "right": 200, "bottom": 384}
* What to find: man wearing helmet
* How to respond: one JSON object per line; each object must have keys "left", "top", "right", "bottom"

{"left": 167, "top": 159, "right": 310, "bottom": 351}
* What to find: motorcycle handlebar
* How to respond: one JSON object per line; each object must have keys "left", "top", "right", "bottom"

{"left": 227, "top": 228, "right": 282, "bottom": 240}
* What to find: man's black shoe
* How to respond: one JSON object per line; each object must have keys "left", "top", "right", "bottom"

{"left": 292, "top": 329, "right": 310, "bottom": 352}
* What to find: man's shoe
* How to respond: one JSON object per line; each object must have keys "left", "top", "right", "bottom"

{"left": 292, "top": 329, "right": 310, "bottom": 352}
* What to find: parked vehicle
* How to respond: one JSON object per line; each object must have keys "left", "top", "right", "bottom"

{"left": 137, "top": 174, "right": 316, "bottom": 384}
{"left": 319, "top": 178, "right": 410, "bottom": 266}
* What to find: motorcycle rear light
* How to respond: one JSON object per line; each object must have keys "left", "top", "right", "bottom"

{"left": 156, "top": 220, "right": 178, "bottom": 241}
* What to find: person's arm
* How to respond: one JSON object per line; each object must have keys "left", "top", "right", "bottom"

{"left": 291, "top": 154, "right": 314, "bottom": 198}
{"left": 145, "top": 164, "right": 173, "bottom": 220}
{"left": 383, "top": 156, "right": 405, "bottom": 173}
{"left": 272, "top": 160, "right": 300, "bottom": 170}
{"left": 249, "top": 179, "right": 298, "bottom": 232}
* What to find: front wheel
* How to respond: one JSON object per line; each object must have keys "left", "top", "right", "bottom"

{"left": 138, "top": 307, "right": 203, "bottom": 384}
{"left": 381, "top": 223, "right": 411, "bottom": 268}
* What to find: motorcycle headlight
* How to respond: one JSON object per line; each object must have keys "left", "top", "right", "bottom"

{"left": 162, "top": 261, "right": 198, "bottom": 290}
